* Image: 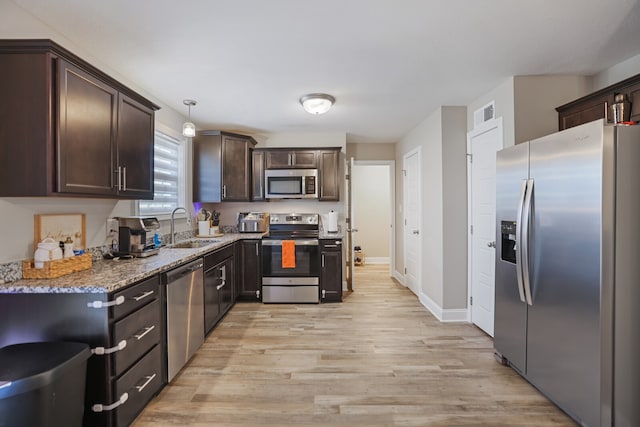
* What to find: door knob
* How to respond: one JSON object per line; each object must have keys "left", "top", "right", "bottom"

{"left": 487, "top": 241, "right": 496, "bottom": 248}
{"left": 412, "top": 230, "right": 419, "bottom": 235}
{"left": 347, "top": 229, "right": 359, "bottom": 233}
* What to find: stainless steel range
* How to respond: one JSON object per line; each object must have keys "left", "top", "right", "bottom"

{"left": 261, "top": 213, "right": 320, "bottom": 303}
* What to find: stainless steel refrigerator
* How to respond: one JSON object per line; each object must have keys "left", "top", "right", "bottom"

{"left": 494, "top": 119, "right": 640, "bottom": 427}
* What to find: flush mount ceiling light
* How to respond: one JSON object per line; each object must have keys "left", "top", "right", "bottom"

{"left": 299, "top": 93, "right": 335, "bottom": 115}
{"left": 182, "top": 99, "right": 197, "bottom": 137}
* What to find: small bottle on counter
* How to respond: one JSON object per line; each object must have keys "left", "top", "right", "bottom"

{"left": 63, "top": 237, "right": 74, "bottom": 258}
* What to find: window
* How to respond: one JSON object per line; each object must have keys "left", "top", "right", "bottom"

{"left": 138, "top": 131, "right": 185, "bottom": 215}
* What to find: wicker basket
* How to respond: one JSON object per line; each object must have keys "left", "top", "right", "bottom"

{"left": 22, "top": 253, "right": 92, "bottom": 279}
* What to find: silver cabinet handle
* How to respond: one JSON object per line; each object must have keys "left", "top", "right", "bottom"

{"left": 116, "top": 166, "right": 122, "bottom": 190}
{"left": 133, "top": 325, "right": 155, "bottom": 341}
{"left": 256, "top": 289, "right": 260, "bottom": 299}
{"left": 132, "top": 290, "right": 154, "bottom": 301}
{"left": 347, "top": 228, "right": 358, "bottom": 233}
{"left": 223, "top": 185, "right": 227, "bottom": 198}
{"left": 216, "top": 281, "right": 226, "bottom": 291}
{"left": 487, "top": 241, "right": 496, "bottom": 248}
{"left": 135, "top": 373, "right": 156, "bottom": 392}
{"left": 322, "top": 254, "right": 325, "bottom": 268}
{"left": 92, "top": 339, "right": 127, "bottom": 355}
{"left": 88, "top": 295, "right": 125, "bottom": 309}
{"left": 255, "top": 243, "right": 259, "bottom": 257}
{"left": 322, "top": 289, "right": 326, "bottom": 299}
{"left": 515, "top": 179, "right": 527, "bottom": 304}
{"left": 521, "top": 178, "right": 534, "bottom": 306}
{"left": 92, "top": 392, "right": 129, "bottom": 413}
{"left": 122, "top": 166, "right": 127, "bottom": 191}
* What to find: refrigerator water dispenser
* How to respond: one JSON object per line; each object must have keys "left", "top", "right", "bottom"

{"left": 501, "top": 221, "right": 517, "bottom": 264}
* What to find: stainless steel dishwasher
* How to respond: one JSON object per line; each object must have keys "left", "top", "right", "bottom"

{"left": 163, "top": 258, "right": 204, "bottom": 382}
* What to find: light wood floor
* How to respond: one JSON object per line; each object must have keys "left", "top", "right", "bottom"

{"left": 133, "top": 264, "right": 576, "bottom": 426}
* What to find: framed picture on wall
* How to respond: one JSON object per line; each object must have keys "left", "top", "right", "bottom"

{"left": 34, "top": 213, "right": 86, "bottom": 250}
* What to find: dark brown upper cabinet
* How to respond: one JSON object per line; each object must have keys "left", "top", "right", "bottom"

{"left": 318, "top": 149, "right": 340, "bottom": 201}
{"left": 557, "top": 73, "right": 640, "bottom": 131}
{"left": 265, "top": 149, "right": 317, "bottom": 169}
{"left": 193, "top": 131, "right": 257, "bottom": 202}
{"left": 0, "top": 39, "right": 159, "bottom": 199}
{"left": 251, "top": 150, "right": 266, "bottom": 201}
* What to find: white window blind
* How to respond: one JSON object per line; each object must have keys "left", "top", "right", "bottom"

{"left": 139, "top": 131, "right": 184, "bottom": 215}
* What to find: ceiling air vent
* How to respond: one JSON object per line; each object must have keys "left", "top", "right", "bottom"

{"left": 474, "top": 101, "right": 495, "bottom": 128}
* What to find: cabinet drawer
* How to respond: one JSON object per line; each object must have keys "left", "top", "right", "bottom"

{"left": 204, "top": 244, "right": 234, "bottom": 270}
{"left": 113, "top": 299, "right": 161, "bottom": 376}
{"left": 111, "top": 275, "right": 159, "bottom": 320}
{"left": 115, "top": 344, "right": 162, "bottom": 427}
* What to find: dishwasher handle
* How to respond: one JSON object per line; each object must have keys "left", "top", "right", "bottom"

{"left": 165, "top": 260, "right": 204, "bottom": 283}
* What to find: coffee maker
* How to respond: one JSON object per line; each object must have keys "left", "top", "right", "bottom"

{"left": 116, "top": 216, "right": 160, "bottom": 257}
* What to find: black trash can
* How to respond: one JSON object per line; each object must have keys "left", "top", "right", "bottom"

{"left": 0, "top": 341, "right": 91, "bottom": 427}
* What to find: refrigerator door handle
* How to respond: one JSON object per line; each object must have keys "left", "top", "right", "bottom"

{"left": 521, "top": 178, "right": 534, "bottom": 306}
{"left": 515, "top": 179, "right": 528, "bottom": 303}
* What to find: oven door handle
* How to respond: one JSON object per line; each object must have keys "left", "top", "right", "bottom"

{"left": 262, "top": 239, "right": 318, "bottom": 246}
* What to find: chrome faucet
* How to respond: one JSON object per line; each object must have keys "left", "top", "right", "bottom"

{"left": 170, "top": 207, "right": 187, "bottom": 245}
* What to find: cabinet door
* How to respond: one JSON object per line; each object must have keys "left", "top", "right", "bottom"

{"left": 117, "top": 94, "right": 155, "bottom": 199}
{"left": 237, "top": 240, "right": 262, "bottom": 300}
{"left": 291, "top": 150, "right": 317, "bottom": 168}
{"left": 559, "top": 97, "right": 609, "bottom": 130}
{"left": 265, "top": 151, "right": 292, "bottom": 168}
{"left": 222, "top": 136, "right": 251, "bottom": 201}
{"left": 219, "top": 257, "right": 235, "bottom": 316}
{"left": 252, "top": 150, "right": 265, "bottom": 201}
{"left": 57, "top": 59, "right": 117, "bottom": 195}
{"left": 193, "top": 133, "right": 222, "bottom": 202}
{"left": 320, "top": 240, "right": 342, "bottom": 302}
{"left": 319, "top": 150, "right": 340, "bottom": 201}
{"left": 204, "top": 265, "right": 222, "bottom": 334}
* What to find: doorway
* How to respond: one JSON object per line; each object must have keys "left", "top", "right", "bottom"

{"left": 350, "top": 161, "right": 395, "bottom": 283}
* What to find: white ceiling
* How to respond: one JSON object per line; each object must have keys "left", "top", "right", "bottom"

{"left": 11, "top": 0, "right": 640, "bottom": 143}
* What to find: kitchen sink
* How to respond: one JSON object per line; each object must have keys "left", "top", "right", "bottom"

{"left": 171, "top": 240, "right": 220, "bottom": 249}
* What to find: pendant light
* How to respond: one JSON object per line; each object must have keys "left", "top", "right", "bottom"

{"left": 299, "top": 93, "right": 335, "bottom": 115}
{"left": 182, "top": 99, "right": 197, "bottom": 137}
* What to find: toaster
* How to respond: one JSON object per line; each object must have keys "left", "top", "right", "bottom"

{"left": 237, "top": 212, "right": 269, "bottom": 233}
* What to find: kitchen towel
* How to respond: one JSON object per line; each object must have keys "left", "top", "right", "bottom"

{"left": 281, "top": 240, "right": 296, "bottom": 268}
{"left": 327, "top": 210, "right": 338, "bottom": 233}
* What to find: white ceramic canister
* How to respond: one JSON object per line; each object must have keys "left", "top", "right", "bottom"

{"left": 34, "top": 238, "right": 63, "bottom": 268}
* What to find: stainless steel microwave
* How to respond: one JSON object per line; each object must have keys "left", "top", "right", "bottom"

{"left": 264, "top": 169, "right": 318, "bottom": 199}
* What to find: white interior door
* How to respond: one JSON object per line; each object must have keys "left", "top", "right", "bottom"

{"left": 467, "top": 118, "right": 503, "bottom": 336}
{"left": 403, "top": 148, "right": 421, "bottom": 295}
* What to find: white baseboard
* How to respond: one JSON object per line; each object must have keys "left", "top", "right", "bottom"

{"left": 363, "top": 257, "right": 390, "bottom": 264}
{"left": 419, "top": 292, "right": 468, "bottom": 323}
{"left": 392, "top": 270, "right": 406, "bottom": 286}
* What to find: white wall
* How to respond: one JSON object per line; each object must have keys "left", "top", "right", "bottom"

{"left": 441, "top": 106, "right": 468, "bottom": 309}
{"left": 395, "top": 106, "right": 467, "bottom": 314}
{"left": 467, "top": 77, "right": 515, "bottom": 146}
{"left": 352, "top": 165, "right": 391, "bottom": 260}
{"left": 396, "top": 108, "right": 443, "bottom": 306}
{"left": 593, "top": 52, "right": 640, "bottom": 90}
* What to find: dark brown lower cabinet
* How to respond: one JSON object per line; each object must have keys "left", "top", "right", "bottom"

{"left": 236, "top": 239, "right": 262, "bottom": 301}
{"left": 0, "top": 275, "right": 164, "bottom": 426}
{"left": 320, "top": 239, "right": 343, "bottom": 302}
{"left": 204, "top": 244, "right": 235, "bottom": 334}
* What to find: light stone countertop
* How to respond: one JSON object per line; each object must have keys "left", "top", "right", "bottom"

{"left": 0, "top": 233, "right": 264, "bottom": 294}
